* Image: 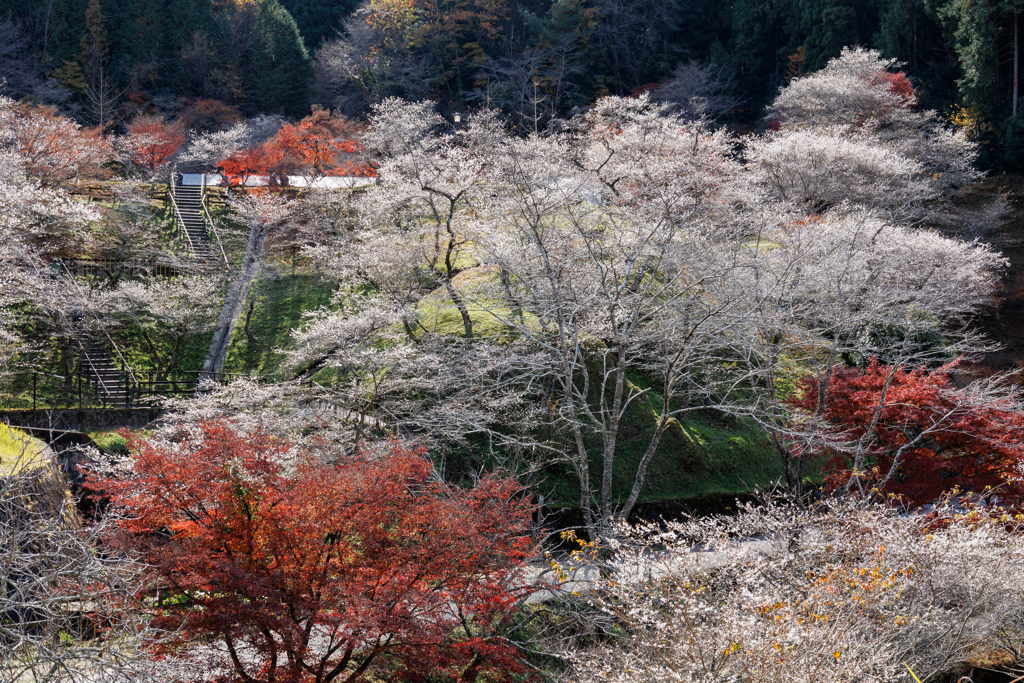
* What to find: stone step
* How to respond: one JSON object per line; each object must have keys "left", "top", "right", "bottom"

{"left": 75, "top": 335, "right": 131, "bottom": 400}
{"left": 172, "top": 188, "right": 223, "bottom": 261}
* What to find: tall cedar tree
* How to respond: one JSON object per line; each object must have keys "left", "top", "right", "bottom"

{"left": 281, "top": 0, "right": 361, "bottom": 47}
{"left": 90, "top": 421, "right": 536, "bottom": 683}
{"left": 792, "top": 359, "right": 1024, "bottom": 506}
{"left": 249, "top": 0, "right": 314, "bottom": 117}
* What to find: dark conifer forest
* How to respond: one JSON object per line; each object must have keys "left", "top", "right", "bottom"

{"left": 2, "top": 0, "right": 1022, "bottom": 166}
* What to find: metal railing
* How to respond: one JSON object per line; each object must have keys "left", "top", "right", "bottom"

{"left": 201, "top": 191, "right": 230, "bottom": 268}
{"left": 168, "top": 174, "right": 198, "bottom": 256}
{"left": 63, "top": 258, "right": 183, "bottom": 279}
{"left": 1, "top": 369, "right": 247, "bottom": 411}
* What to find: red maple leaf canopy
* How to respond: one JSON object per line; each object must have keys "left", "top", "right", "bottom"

{"left": 219, "top": 109, "right": 376, "bottom": 185}
{"left": 90, "top": 421, "right": 536, "bottom": 683}
{"left": 791, "top": 359, "right": 1024, "bottom": 507}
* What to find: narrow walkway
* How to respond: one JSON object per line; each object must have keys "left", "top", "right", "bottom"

{"left": 201, "top": 218, "right": 270, "bottom": 380}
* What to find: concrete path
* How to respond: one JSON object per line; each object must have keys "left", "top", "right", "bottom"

{"left": 523, "top": 538, "right": 776, "bottom": 604}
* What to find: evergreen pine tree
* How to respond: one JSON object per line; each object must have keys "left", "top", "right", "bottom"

{"left": 250, "top": 0, "right": 313, "bottom": 117}
{"left": 927, "top": 0, "right": 1000, "bottom": 104}
{"left": 280, "top": 0, "right": 360, "bottom": 47}
{"left": 801, "top": 0, "right": 878, "bottom": 70}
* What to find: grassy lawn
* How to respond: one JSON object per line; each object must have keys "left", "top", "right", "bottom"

{"left": 0, "top": 426, "right": 48, "bottom": 474}
{"left": 222, "top": 265, "right": 338, "bottom": 380}
{"left": 88, "top": 430, "right": 132, "bottom": 455}
{"left": 538, "top": 404, "right": 780, "bottom": 508}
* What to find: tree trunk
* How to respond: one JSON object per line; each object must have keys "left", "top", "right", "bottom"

{"left": 499, "top": 266, "right": 524, "bottom": 330}
{"left": 441, "top": 218, "right": 472, "bottom": 338}
{"left": 600, "top": 345, "right": 628, "bottom": 526}
{"left": 444, "top": 278, "right": 474, "bottom": 338}
{"left": 621, "top": 415, "right": 669, "bottom": 519}
{"left": 1015, "top": 11, "right": 1019, "bottom": 119}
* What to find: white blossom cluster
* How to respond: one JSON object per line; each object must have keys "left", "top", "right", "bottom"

{"left": 762, "top": 47, "right": 981, "bottom": 216}
{"left": 549, "top": 499, "right": 1024, "bottom": 683}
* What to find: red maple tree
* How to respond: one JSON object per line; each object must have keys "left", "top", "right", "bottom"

{"left": 89, "top": 421, "right": 536, "bottom": 683}
{"left": 123, "top": 115, "right": 187, "bottom": 172}
{"left": 219, "top": 142, "right": 285, "bottom": 187}
{"left": 878, "top": 71, "right": 916, "bottom": 104}
{"left": 792, "top": 359, "right": 1024, "bottom": 506}
{"left": 219, "top": 110, "right": 375, "bottom": 186}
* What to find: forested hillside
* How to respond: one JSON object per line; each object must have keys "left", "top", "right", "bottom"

{"left": 2, "top": 0, "right": 1023, "bottom": 167}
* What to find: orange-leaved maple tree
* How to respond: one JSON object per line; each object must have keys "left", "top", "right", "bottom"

{"left": 10, "top": 103, "right": 110, "bottom": 187}
{"left": 219, "top": 109, "right": 375, "bottom": 186}
{"left": 791, "top": 359, "right": 1024, "bottom": 507}
{"left": 219, "top": 142, "right": 285, "bottom": 187}
{"left": 89, "top": 421, "right": 537, "bottom": 683}
{"left": 122, "top": 115, "right": 187, "bottom": 172}
{"left": 272, "top": 109, "right": 364, "bottom": 178}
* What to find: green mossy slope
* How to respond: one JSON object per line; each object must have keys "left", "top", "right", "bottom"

{"left": 222, "top": 267, "right": 338, "bottom": 380}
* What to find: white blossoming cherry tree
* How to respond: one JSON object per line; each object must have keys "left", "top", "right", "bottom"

{"left": 750, "top": 47, "right": 981, "bottom": 218}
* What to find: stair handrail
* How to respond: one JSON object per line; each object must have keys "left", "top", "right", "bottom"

{"left": 71, "top": 334, "right": 113, "bottom": 399}
{"left": 201, "top": 189, "right": 230, "bottom": 268}
{"left": 168, "top": 175, "right": 198, "bottom": 257}
{"left": 53, "top": 259, "right": 140, "bottom": 387}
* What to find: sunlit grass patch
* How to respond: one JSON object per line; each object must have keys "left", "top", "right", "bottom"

{"left": 417, "top": 265, "right": 541, "bottom": 339}
{"left": 89, "top": 430, "right": 132, "bottom": 455}
{"left": 223, "top": 267, "right": 339, "bottom": 379}
{"left": 0, "top": 426, "right": 48, "bottom": 475}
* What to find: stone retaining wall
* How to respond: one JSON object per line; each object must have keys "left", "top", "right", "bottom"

{"left": 1, "top": 408, "right": 158, "bottom": 432}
